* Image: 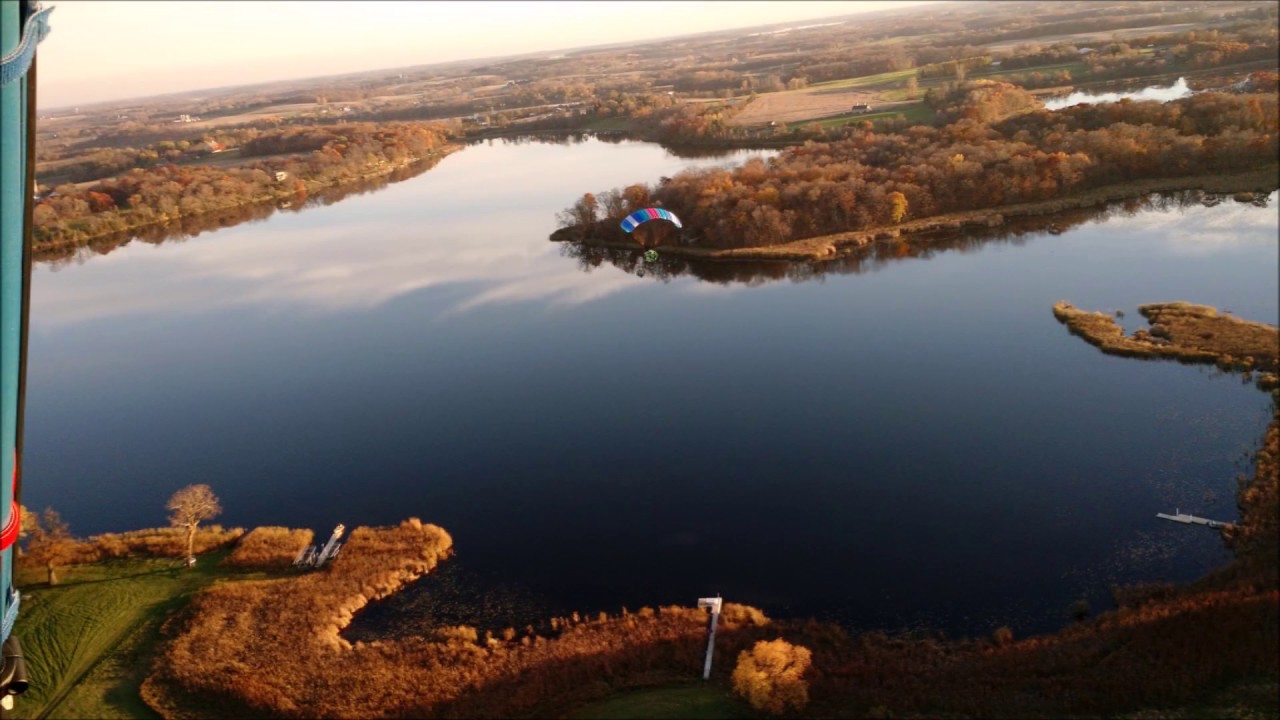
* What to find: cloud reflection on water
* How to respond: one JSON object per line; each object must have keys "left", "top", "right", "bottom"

{"left": 1045, "top": 77, "right": 1193, "bottom": 111}
{"left": 30, "top": 138, "right": 1275, "bottom": 329}
{"left": 33, "top": 139, "right": 771, "bottom": 327}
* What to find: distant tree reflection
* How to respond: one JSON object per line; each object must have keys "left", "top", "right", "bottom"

{"left": 559, "top": 190, "right": 1265, "bottom": 287}
{"left": 35, "top": 159, "right": 444, "bottom": 269}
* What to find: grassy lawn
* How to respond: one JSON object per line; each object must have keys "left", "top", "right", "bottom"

{"left": 570, "top": 684, "right": 753, "bottom": 720}
{"left": 978, "top": 62, "right": 1090, "bottom": 82}
{"left": 10, "top": 552, "right": 272, "bottom": 719}
{"left": 809, "top": 57, "right": 1094, "bottom": 96}
{"left": 584, "top": 116, "right": 634, "bottom": 132}
{"left": 809, "top": 67, "right": 919, "bottom": 90}
{"left": 787, "top": 101, "right": 935, "bottom": 131}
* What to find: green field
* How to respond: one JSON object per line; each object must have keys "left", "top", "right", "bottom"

{"left": 584, "top": 116, "right": 633, "bottom": 132}
{"left": 787, "top": 101, "right": 935, "bottom": 131}
{"left": 809, "top": 57, "right": 1092, "bottom": 99}
{"left": 10, "top": 552, "right": 271, "bottom": 719}
{"left": 570, "top": 684, "right": 753, "bottom": 719}
{"left": 809, "top": 67, "right": 920, "bottom": 90}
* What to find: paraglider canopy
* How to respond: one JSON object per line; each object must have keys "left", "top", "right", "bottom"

{"left": 620, "top": 208, "right": 682, "bottom": 233}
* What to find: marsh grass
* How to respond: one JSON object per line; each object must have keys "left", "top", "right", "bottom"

{"left": 223, "top": 526, "right": 314, "bottom": 569}
{"left": 1052, "top": 301, "right": 1279, "bottom": 385}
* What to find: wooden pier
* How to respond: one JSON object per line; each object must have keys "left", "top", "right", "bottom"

{"left": 1156, "top": 508, "right": 1228, "bottom": 529}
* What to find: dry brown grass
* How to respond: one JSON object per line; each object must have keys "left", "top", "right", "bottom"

{"left": 139, "top": 297, "right": 1280, "bottom": 718}
{"left": 89, "top": 525, "right": 246, "bottom": 560}
{"left": 728, "top": 88, "right": 884, "bottom": 126}
{"left": 1053, "top": 300, "right": 1279, "bottom": 387}
{"left": 142, "top": 519, "right": 456, "bottom": 717}
{"left": 141, "top": 517, "right": 784, "bottom": 719}
{"left": 223, "top": 526, "right": 314, "bottom": 569}
{"left": 141, "top": 512, "right": 1279, "bottom": 719}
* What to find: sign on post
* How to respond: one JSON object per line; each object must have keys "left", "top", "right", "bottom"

{"left": 697, "top": 596, "right": 723, "bottom": 680}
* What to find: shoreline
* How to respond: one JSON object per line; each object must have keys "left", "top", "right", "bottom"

{"left": 32, "top": 144, "right": 467, "bottom": 256}
{"left": 553, "top": 165, "right": 1280, "bottom": 262}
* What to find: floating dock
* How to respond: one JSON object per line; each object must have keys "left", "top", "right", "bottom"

{"left": 1156, "top": 508, "right": 1228, "bottom": 529}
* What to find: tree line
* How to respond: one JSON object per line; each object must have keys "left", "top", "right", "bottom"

{"left": 20, "top": 484, "right": 229, "bottom": 584}
{"left": 30, "top": 122, "right": 453, "bottom": 252}
{"left": 559, "top": 85, "right": 1278, "bottom": 249}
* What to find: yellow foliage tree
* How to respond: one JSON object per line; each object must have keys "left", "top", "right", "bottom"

{"left": 888, "top": 191, "right": 909, "bottom": 224}
{"left": 731, "top": 638, "right": 812, "bottom": 715}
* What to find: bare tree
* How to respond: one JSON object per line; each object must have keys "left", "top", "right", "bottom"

{"left": 23, "top": 508, "right": 79, "bottom": 585}
{"left": 168, "top": 484, "right": 222, "bottom": 565}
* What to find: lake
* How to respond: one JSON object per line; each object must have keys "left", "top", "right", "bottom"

{"left": 23, "top": 136, "right": 1278, "bottom": 638}
{"left": 1044, "top": 77, "right": 1193, "bottom": 110}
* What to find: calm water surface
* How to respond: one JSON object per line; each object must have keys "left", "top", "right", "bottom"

{"left": 1044, "top": 77, "right": 1193, "bottom": 110}
{"left": 24, "top": 137, "right": 1278, "bottom": 637}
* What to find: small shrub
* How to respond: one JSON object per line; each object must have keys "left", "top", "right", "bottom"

{"left": 431, "top": 625, "right": 478, "bottom": 644}
{"left": 992, "top": 626, "right": 1014, "bottom": 647}
{"left": 90, "top": 525, "right": 244, "bottom": 558}
{"left": 1070, "top": 598, "right": 1092, "bottom": 622}
{"left": 732, "top": 638, "right": 813, "bottom": 715}
{"left": 722, "top": 603, "right": 770, "bottom": 626}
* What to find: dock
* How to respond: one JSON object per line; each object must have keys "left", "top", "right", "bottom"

{"left": 1156, "top": 508, "right": 1228, "bottom": 529}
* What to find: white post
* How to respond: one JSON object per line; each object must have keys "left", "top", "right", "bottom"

{"left": 697, "top": 596, "right": 723, "bottom": 680}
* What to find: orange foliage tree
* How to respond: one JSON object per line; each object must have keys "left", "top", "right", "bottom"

{"left": 732, "top": 638, "right": 813, "bottom": 715}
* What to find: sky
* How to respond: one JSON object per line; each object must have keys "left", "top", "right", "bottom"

{"left": 34, "top": 1, "right": 940, "bottom": 109}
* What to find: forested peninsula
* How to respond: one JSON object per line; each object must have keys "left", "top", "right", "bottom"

{"left": 553, "top": 82, "right": 1280, "bottom": 259}
{"left": 31, "top": 122, "right": 458, "bottom": 255}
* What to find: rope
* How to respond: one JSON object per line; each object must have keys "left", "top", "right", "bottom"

{"left": 0, "top": 4, "right": 53, "bottom": 87}
{"left": 0, "top": 590, "right": 17, "bottom": 643}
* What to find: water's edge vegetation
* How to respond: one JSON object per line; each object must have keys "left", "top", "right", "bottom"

{"left": 31, "top": 123, "right": 459, "bottom": 258}
{"left": 554, "top": 87, "right": 1278, "bottom": 258}
{"left": 149, "top": 300, "right": 1280, "bottom": 718}
{"left": 552, "top": 166, "right": 1280, "bottom": 262}
{"left": 16, "top": 297, "right": 1276, "bottom": 718}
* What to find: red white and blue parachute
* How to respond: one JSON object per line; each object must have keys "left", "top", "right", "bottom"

{"left": 620, "top": 208, "right": 682, "bottom": 233}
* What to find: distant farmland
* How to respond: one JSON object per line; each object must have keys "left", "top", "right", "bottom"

{"left": 728, "top": 87, "right": 888, "bottom": 126}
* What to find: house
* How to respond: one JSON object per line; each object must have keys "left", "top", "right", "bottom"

{"left": 274, "top": 171, "right": 289, "bottom": 182}
{"left": 1078, "top": 48, "right": 1096, "bottom": 55}
{"left": 205, "top": 140, "right": 226, "bottom": 153}
{"left": 851, "top": 103, "right": 873, "bottom": 114}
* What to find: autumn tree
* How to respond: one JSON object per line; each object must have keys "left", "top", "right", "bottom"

{"left": 731, "top": 638, "right": 813, "bottom": 715}
{"left": 888, "top": 191, "right": 909, "bottom": 224}
{"left": 904, "top": 75, "right": 919, "bottom": 99}
{"left": 23, "top": 508, "right": 79, "bottom": 585}
{"left": 621, "top": 183, "right": 651, "bottom": 213}
{"left": 556, "top": 192, "right": 600, "bottom": 239}
{"left": 17, "top": 503, "right": 36, "bottom": 553}
{"left": 168, "top": 484, "right": 222, "bottom": 565}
